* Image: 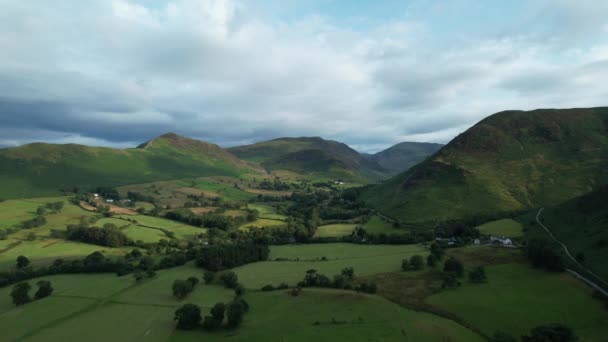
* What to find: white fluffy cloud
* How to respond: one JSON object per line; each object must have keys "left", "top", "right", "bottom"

{"left": 0, "top": 0, "right": 607, "bottom": 152}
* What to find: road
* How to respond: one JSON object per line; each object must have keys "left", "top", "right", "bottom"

{"left": 535, "top": 208, "right": 608, "bottom": 296}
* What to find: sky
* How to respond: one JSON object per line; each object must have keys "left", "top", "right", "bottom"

{"left": 0, "top": 0, "right": 607, "bottom": 153}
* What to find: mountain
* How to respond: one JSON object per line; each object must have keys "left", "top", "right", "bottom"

{"left": 366, "top": 142, "right": 443, "bottom": 175}
{"left": 0, "top": 133, "right": 260, "bottom": 199}
{"left": 363, "top": 107, "right": 608, "bottom": 225}
{"left": 228, "top": 137, "right": 388, "bottom": 181}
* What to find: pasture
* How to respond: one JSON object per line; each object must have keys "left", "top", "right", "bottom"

{"left": 234, "top": 244, "right": 428, "bottom": 288}
{"left": 173, "top": 289, "right": 483, "bottom": 342}
{"left": 475, "top": 218, "right": 523, "bottom": 237}
{"left": 314, "top": 224, "right": 356, "bottom": 238}
{"left": 247, "top": 203, "right": 287, "bottom": 220}
{"left": 0, "top": 239, "right": 132, "bottom": 270}
{"left": 239, "top": 219, "right": 285, "bottom": 230}
{"left": 426, "top": 263, "right": 608, "bottom": 341}
{"left": 0, "top": 264, "right": 484, "bottom": 342}
{"left": 363, "top": 215, "right": 399, "bottom": 235}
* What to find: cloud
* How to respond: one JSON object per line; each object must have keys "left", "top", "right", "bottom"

{"left": 0, "top": 0, "right": 607, "bottom": 152}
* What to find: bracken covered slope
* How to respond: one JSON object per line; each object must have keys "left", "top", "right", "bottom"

{"left": 363, "top": 107, "right": 608, "bottom": 225}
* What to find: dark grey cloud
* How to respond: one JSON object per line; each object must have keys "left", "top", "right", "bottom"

{"left": 0, "top": 0, "right": 607, "bottom": 153}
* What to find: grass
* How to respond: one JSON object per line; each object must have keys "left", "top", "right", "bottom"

{"left": 0, "top": 239, "right": 132, "bottom": 270}
{"left": 116, "top": 215, "right": 205, "bottom": 240}
{"left": 363, "top": 215, "right": 399, "bottom": 235}
{"left": 0, "top": 197, "right": 97, "bottom": 238}
{"left": 233, "top": 244, "right": 427, "bottom": 288}
{"left": 0, "top": 264, "right": 483, "bottom": 342}
{"left": 247, "top": 203, "right": 287, "bottom": 220}
{"left": 192, "top": 179, "right": 255, "bottom": 202}
{"left": 476, "top": 218, "right": 523, "bottom": 237}
{"left": 239, "top": 219, "right": 286, "bottom": 230}
{"left": 313, "top": 224, "right": 356, "bottom": 238}
{"left": 173, "top": 289, "right": 483, "bottom": 342}
{"left": 426, "top": 263, "right": 608, "bottom": 341}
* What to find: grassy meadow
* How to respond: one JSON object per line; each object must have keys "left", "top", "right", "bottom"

{"left": 476, "top": 218, "right": 523, "bottom": 237}
{"left": 234, "top": 244, "right": 427, "bottom": 288}
{"left": 313, "top": 224, "right": 356, "bottom": 238}
{"left": 426, "top": 263, "right": 608, "bottom": 341}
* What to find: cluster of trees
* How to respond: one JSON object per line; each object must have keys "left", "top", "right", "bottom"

{"left": 165, "top": 208, "right": 258, "bottom": 231}
{"left": 175, "top": 298, "right": 250, "bottom": 330}
{"left": 37, "top": 201, "right": 65, "bottom": 215}
{"left": 195, "top": 243, "right": 269, "bottom": 271}
{"left": 65, "top": 223, "right": 131, "bottom": 247}
{"left": 525, "top": 238, "right": 564, "bottom": 272}
{"left": 20, "top": 215, "right": 47, "bottom": 229}
{"left": 402, "top": 255, "right": 425, "bottom": 271}
{"left": 172, "top": 277, "right": 200, "bottom": 299}
{"left": 294, "top": 267, "right": 376, "bottom": 293}
{"left": 10, "top": 280, "right": 53, "bottom": 306}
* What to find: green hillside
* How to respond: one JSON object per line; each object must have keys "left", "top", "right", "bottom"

{"left": 228, "top": 137, "right": 388, "bottom": 182}
{"left": 522, "top": 185, "right": 608, "bottom": 282}
{"left": 366, "top": 142, "right": 443, "bottom": 175}
{"left": 363, "top": 107, "right": 608, "bottom": 224}
{"left": 0, "top": 133, "right": 260, "bottom": 199}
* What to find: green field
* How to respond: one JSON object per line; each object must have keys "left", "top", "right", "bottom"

{"left": 314, "top": 224, "right": 356, "bottom": 238}
{"left": 0, "top": 239, "right": 132, "bottom": 270}
{"left": 0, "top": 263, "right": 483, "bottom": 341}
{"left": 363, "top": 216, "right": 399, "bottom": 235}
{"left": 426, "top": 263, "right": 608, "bottom": 340}
{"left": 239, "top": 219, "right": 286, "bottom": 230}
{"left": 192, "top": 179, "right": 255, "bottom": 202}
{"left": 234, "top": 244, "right": 427, "bottom": 288}
{"left": 116, "top": 215, "right": 204, "bottom": 240}
{"left": 476, "top": 218, "right": 523, "bottom": 237}
{"left": 0, "top": 197, "right": 97, "bottom": 238}
{"left": 174, "top": 289, "right": 483, "bottom": 342}
{"left": 247, "top": 204, "right": 287, "bottom": 220}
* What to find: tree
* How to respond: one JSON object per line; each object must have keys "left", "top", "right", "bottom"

{"left": 468, "top": 266, "right": 487, "bottom": 283}
{"left": 409, "top": 255, "right": 424, "bottom": 270}
{"left": 35, "top": 280, "right": 53, "bottom": 299}
{"left": 36, "top": 206, "right": 46, "bottom": 216}
{"left": 203, "top": 271, "right": 215, "bottom": 284}
{"left": 187, "top": 276, "right": 199, "bottom": 286}
{"left": 525, "top": 238, "right": 564, "bottom": 272}
{"left": 234, "top": 284, "right": 245, "bottom": 296}
{"left": 219, "top": 271, "right": 239, "bottom": 289}
{"left": 341, "top": 267, "right": 354, "bottom": 280}
{"left": 430, "top": 243, "right": 444, "bottom": 260}
{"left": 16, "top": 255, "right": 30, "bottom": 269}
{"left": 427, "top": 254, "right": 437, "bottom": 267}
{"left": 11, "top": 282, "right": 31, "bottom": 306}
{"left": 443, "top": 257, "right": 464, "bottom": 277}
{"left": 441, "top": 273, "right": 460, "bottom": 289}
{"left": 227, "top": 300, "right": 246, "bottom": 328}
{"left": 521, "top": 324, "right": 577, "bottom": 342}
{"left": 174, "top": 304, "right": 202, "bottom": 330}
{"left": 172, "top": 279, "right": 194, "bottom": 299}
{"left": 210, "top": 302, "right": 226, "bottom": 322}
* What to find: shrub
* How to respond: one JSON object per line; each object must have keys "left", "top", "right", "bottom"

{"left": 11, "top": 282, "right": 31, "bottom": 306}
{"left": 443, "top": 257, "right": 464, "bottom": 277}
{"left": 261, "top": 284, "right": 275, "bottom": 291}
{"left": 219, "top": 271, "right": 239, "bottom": 289}
{"left": 469, "top": 266, "right": 487, "bottom": 283}
{"left": 35, "top": 280, "right": 53, "bottom": 299}
{"left": 174, "top": 304, "right": 202, "bottom": 330}
{"left": 203, "top": 271, "right": 215, "bottom": 284}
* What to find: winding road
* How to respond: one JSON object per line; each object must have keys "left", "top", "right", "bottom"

{"left": 535, "top": 208, "right": 608, "bottom": 296}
